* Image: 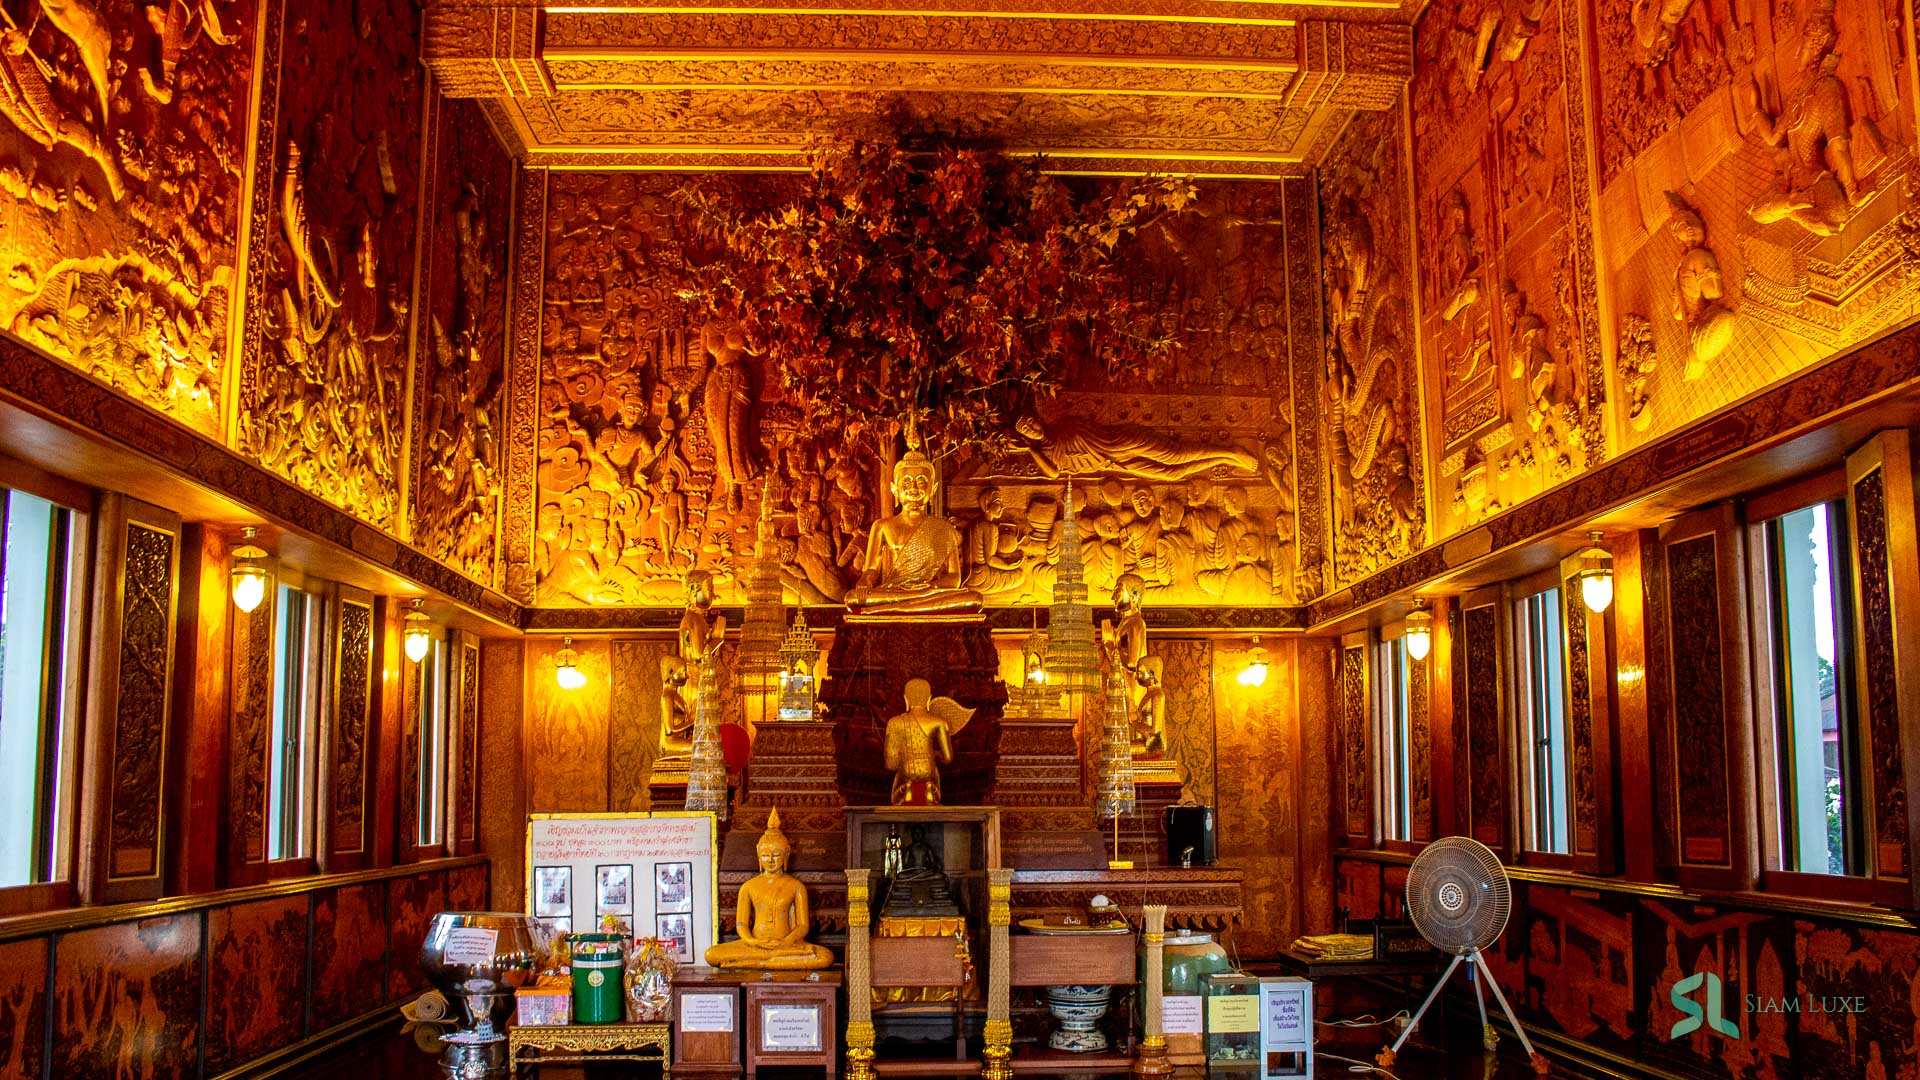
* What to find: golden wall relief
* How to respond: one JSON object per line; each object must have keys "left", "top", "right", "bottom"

{"left": 1408, "top": 0, "right": 1604, "bottom": 538}
{"left": 1595, "top": 0, "right": 1919, "bottom": 448}
{"left": 0, "top": 0, "right": 252, "bottom": 435}
{"left": 527, "top": 176, "right": 1308, "bottom": 608}
{"left": 411, "top": 95, "right": 514, "bottom": 587}
{"left": 1316, "top": 106, "right": 1429, "bottom": 587}
{"left": 235, "top": 0, "right": 424, "bottom": 535}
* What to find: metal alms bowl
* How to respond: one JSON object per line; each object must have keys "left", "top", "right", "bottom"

{"left": 420, "top": 912, "right": 538, "bottom": 1042}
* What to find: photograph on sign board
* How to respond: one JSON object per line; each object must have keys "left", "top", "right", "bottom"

{"left": 597, "top": 864, "right": 634, "bottom": 913}
{"left": 656, "top": 861, "right": 692, "bottom": 913}
{"left": 534, "top": 866, "right": 572, "bottom": 917}
{"left": 656, "top": 912, "right": 693, "bottom": 963}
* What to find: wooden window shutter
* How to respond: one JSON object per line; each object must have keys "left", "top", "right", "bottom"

{"left": 454, "top": 630, "right": 482, "bottom": 855}
{"left": 1844, "top": 431, "right": 1920, "bottom": 909}
{"left": 1455, "top": 586, "right": 1509, "bottom": 855}
{"left": 81, "top": 494, "right": 182, "bottom": 904}
{"left": 1560, "top": 552, "right": 1618, "bottom": 875}
{"left": 1653, "top": 504, "right": 1757, "bottom": 891}
{"left": 225, "top": 569, "right": 278, "bottom": 885}
{"left": 324, "top": 585, "right": 377, "bottom": 870}
{"left": 1337, "top": 631, "right": 1373, "bottom": 847}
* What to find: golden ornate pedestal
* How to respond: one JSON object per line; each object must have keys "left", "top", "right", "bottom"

{"left": 507, "top": 1021, "right": 672, "bottom": 1076}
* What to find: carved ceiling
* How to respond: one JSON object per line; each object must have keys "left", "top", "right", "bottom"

{"left": 422, "top": 2, "right": 1415, "bottom": 177}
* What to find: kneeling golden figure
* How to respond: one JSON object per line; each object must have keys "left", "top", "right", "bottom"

{"left": 704, "top": 808, "right": 832, "bottom": 970}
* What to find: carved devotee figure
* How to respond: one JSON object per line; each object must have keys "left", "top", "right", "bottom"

{"left": 1133, "top": 656, "right": 1168, "bottom": 756}
{"left": 704, "top": 809, "right": 832, "bottom": 970}
{"left": 679, "top": 569, "right": 727, "bottom": 680}
{"left": 964, "top": 488, "right": 1026, "bottom": 596}
{"left": 1434, "top": 189, "right": 1482, "bottom": 323}
{"left": 1503, "top": 283, "right": 1561, "bottom": 432}
{"left": 1630, "top": 0, "right": 1696, "bottom": 67}
{"left": 883, "top": 678, "right": 976, "bottom": 805}
{"left": 844, "top": 444, "right": 983, "bottom": 615}
{"left": 0, "top": 23, "right": 127, "bottom": 201}
{"left": 700, "top": 322, "right": 756, "bottom": 513}
{"left": 1664, "top": 193, "right": 1736, "bottom": 379}
{"left": 1737, "top": 5, "right": 1866, "bottom": 237}
{"left": 1100, "top": 573, "right": 1150, "bottom": 688}
{"left": 658, "top": 654, "right": 693, "bottom": 758}
{"left": 1011, "top": 414, "right": 1257, "bottom": 482}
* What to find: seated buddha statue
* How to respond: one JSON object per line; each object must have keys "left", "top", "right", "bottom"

{"left": 704, "top": 809, "right": 833, "bottom": 970}
{"left": 844, "top": 444, "right": 983, "bottom": 616}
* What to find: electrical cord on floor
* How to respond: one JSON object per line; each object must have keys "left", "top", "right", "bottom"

{"left": 1317, "top": 1051, "right": 1404, "bottom": 1079}
{"left": 1314, "top": 1010, "right": 1413, "bottom": 1030}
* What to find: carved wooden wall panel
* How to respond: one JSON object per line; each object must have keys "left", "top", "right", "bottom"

{"left": 518, "top": 173, "right": 1307, "bottom": 609}
{"left": 411, "top": 95, "right": 516, "bottom": 588}
{"left": 1844, "top": 431, "right": 1920, "bottom": 906}
{"left": 1213, "top": 637, "right": 1306, "bottom": 957}
{"left": 398, "top": 637, "right": 424, "bottom": 857}
{"left": 1315, "top": 103, "right": 1429, "bottom": 588}
{"left": 1457, "top": 589, "right": 1508, "bottom": 851}
{"left": 609, "top": 638, "right": 672, "bottom": 811}
{"left": 329, "top": 594, "right": 375, "bottom": 863}
{"left": 457, "top": 638, "right": 481, "bottom": 849}
{"left": 1336, "top": 637, "right": 1372, "bottom": 845}
{"left": 1156, "top": 638, "right": 1217, "bottom": 807}
{"left": 227, "top": 586, "right": 276, "bottom": 877}
{"left": 84, "top": 495, "right": 180, "bottom": 903}
{"left": 1408, "top": 0, "right": 1605, "bottom": 539}
{"left": 1594, "top": 0, "right": 1920, "bottom": 450}
{"left": 236, "top": 0, "right": 426, "bottom": 535}
{"left": 1408, "top": 636, "right": 1433, "bottom": 843}
{"left": 1654, "top": 505, "right": 1754, "bottom": 889}
{"left": 526, "top": 635, "right": 612, "bottom": 812}
{"left": 0, "top": 0, "right": 256, "bottom": 437}
{"left": 1561, "top": 557, "right": 1617, "bottom": 873}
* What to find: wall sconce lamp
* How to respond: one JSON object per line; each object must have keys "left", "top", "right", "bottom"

{"left": 1576, "top": 531, "right": 1614, "bottom": 614}
{"left": 1404, "top": 600, "right": 1432, "bottom": 662}
{"left": 554, "top": 637, "right": 588, "bottom": 691}
{"left": 1237, "top": 636, "right": 1270, "bottom": 688}
{"left": 403, "top": 599, "right": 434, "bottom": 664}
{"left": 230, "top": 526, "right": 270, "bottom": 613}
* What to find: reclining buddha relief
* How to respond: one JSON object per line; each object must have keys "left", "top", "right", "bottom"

{"left": 527, "top": 175, "right": 1310, "bottom": 608}
{"left": 0, "top": 0, "right": 253, "bottom": 436}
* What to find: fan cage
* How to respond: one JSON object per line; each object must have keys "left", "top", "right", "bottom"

{"left": 1404, "top": 836, "right": 1511, "bottom": 955}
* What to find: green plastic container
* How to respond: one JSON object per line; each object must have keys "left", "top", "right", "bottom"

{"left": 569, "top": 933, "right": 625, "bottom": 1025}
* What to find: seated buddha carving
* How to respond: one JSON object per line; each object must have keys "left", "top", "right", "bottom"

{"left": 844, "top": 444, "right": 983, "bottom": 616}
{"left": 704, "top": 809, "right": 832, "bottom": 970}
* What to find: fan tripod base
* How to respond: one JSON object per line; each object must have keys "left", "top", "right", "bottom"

{"left": 1377, "top": 948, "right": 1550, "bottom": 1076}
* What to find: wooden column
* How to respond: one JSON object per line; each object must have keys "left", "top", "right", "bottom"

{"left": 1135, "top": 903, "right": 1171, "bottom": 1077}
{"left": 844, "top": 868, "right": 875, "bottom": 1080}
{"left": 981, "top": 867, "right": 1013, "bottom": 1080}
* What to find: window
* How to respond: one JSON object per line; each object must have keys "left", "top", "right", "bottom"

{"left": 1514, "top": 586, "right": 1570, "bottom": 854}
{"left": 416, "top": 632, "right": 450, "bottom": 849}
{"left": 1376, "top": 636, "right": 1413, "bottom": 842}
{"left": 0, "top": 490, "right": 86, "bottom": 890}
{"left": 268, "top": 583, "right": 326, "bottom": 862}
{"left": 1763, "top": 500, "right": 1859, "bottom": 876}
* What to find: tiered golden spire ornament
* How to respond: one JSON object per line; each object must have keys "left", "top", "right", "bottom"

{"left": 739, "top": 478, "right": 787, "bottom": 735}
{"left": 1044, "top": 478, "right": 1098, "bottom": 692}
{"left": 679, "top": 570, "right": 729, "bottom": 818}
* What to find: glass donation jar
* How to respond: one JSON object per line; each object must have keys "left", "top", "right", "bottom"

{"left": 1140, "top": 931, "right": 1230, "bottom": 1060}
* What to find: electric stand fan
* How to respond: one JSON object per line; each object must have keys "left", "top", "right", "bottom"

{"left": 1375, "top": 837, "right": 1549, "bottom": 1076}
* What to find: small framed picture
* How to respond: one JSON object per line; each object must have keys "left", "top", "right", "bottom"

{"left": 655, "top": 861, "right": 692, "bottom": 913}
{"left": 597, "top": 864, "right": 634, "bottom": 914}
{"left": 655, "top": 913, "right": 693, "bottom": 963}
{"left": 534, "top": 866, "right": 572, "bottom": 918}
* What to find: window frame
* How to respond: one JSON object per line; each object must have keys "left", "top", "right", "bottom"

{"left": 1744, "top": 470, "right": 1883, "bottom": 902}
{"left": 263, "top": 573, "right": 328, "bottom": 880}
{"left": 1373, "top": 629, "right": 1415, "bottom": 849}
{"left": 0, "top": 462, "right": 93, "bottom": 916}
{"left": 1508, "top": 566, "right": 1575, "bottom": 870}
{"left": 407, "top": 626, "right": 453, "bottom": 860}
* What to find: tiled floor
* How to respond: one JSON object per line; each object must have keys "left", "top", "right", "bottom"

{"left": 285, "top": 1024, "right": 1569, "bottom": 1080}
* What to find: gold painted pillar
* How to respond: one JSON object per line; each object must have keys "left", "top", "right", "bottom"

{"left": 1136, "top": 904, "right": 1171, "bottom": 1076}
{"left": 845, "top": 869, "right": 875, "bottom": 1080}
{"left": 982, "top": 868, "right": 1014, "bottom": 1080}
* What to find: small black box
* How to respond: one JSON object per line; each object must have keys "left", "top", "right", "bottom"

{"left": 1164, "top": 805, "right": 1217, "bottom": 866}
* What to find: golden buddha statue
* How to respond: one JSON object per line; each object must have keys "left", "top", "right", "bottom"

{"left": 658, "top": 654, "right": 693, "bottom": 757}
{"left": 679, "top": 569, "right": 727, "bottom": 677}
{"left": 884, "top": 678, "right": 976, "bottom": 805}
{"left": 703, "top": 808, "right": 833, "bottom": 970}
{"left": 844, "top": 442, "right": 982, "bottom": 616}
